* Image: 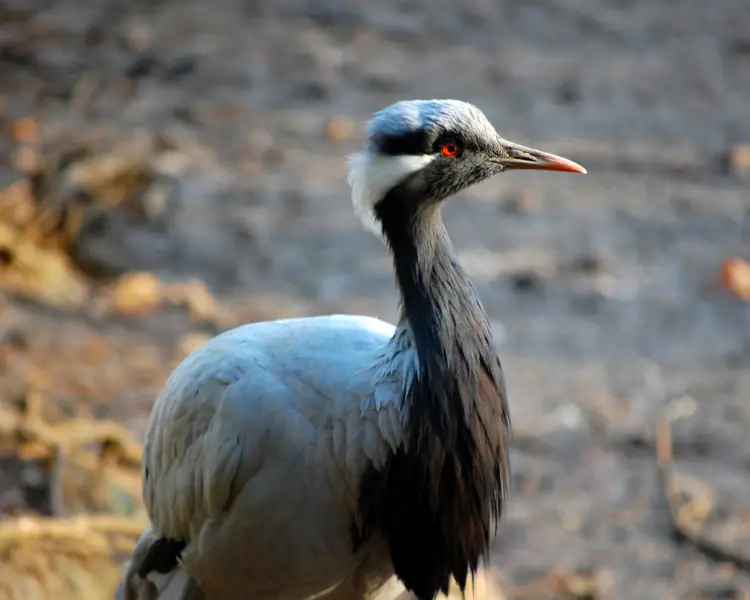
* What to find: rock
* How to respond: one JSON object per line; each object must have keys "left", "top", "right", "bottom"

{"left": 125, "top": 56, "right": 158, "bottom": 80}
{"left": 293, "top": 80, "right": 331, "bottom": 101}
{"left": 162, "top": 56, "right": 198, "bottom": 82}
{"left": 121, "top": 21, "right": 152, "bottom": 54}
{"left": 727, "top": 37, "right": 750, "bottom": 56}
{"left": 555, "top": 78, "right": 582, "bottom": 105}
{"left": 567, "top": 252, "right": 607, "bottom": 275}
{"left": 508, "top": 269, "right": 546, "bottom": 293}
{"left": 499, "top": 188, "right": 537, "bottom": 215}
{"left": 359, "top": 62, "right": 404, "bottom": 92}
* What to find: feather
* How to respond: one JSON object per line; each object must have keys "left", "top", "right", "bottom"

{"left": 135, "top": 316, "right": 410, "bottom": 600}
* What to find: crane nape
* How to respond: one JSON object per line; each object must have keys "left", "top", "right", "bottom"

{"left": 117, "top": 99, "right": 586, "bottom": 600}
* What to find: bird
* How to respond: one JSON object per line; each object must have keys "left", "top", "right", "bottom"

{"left": 116, "top": 99, "right": 586, "bottom": 600}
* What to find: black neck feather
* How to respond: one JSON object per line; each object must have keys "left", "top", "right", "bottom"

{"left": 354, "top": 185, "right": 511, "bottom": 600}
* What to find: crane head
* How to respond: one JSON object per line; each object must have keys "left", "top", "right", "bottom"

{"left": 348, "top": 99, "right": 586, "bottom": 235}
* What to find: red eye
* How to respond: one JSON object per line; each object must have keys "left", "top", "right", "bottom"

{"left": 440, "top": 143, "right": 460, "bottom": 158}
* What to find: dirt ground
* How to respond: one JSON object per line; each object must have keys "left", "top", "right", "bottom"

{"left": 1, "top": 0, "right": 750, "bottom": 598}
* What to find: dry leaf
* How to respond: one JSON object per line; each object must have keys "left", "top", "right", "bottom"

{"left": 166, "top": 279, "right": 221, "bottom": 323}
{"left": 561, "top": 513, "right": 583, "bottom": 532}
{"left": 0, "top": 222, "right": 90, "bottom": 309}
{"left": 0, "top": 176, "right": 35, "bottom": 226}
{"left": 0, "top": 401, "right": 146, "bottom": 600}
{"left": 11, "top": 118, "right": 38, "bottom": 143}
{"left": 727, "top": 144, "right": 750, "bottom": 174}
{"left": 109, "top": 272, "right": 164, "bottom": 317}
{"left": 719, "top": 258, "right": 750, "bottom": 300}
{"left": 63, "top": 151, "right": 154, "bottom": 208}
{"left": 177, "top": 332, "right": 212, "bottom": 357}
{"left": 326, "top": 116, "right": 355, "bottom": 142}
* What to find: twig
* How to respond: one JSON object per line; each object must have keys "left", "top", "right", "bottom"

{"left": 0, "top": 393, "right": 143, "bottom": 468}
{"left": 45, "top": 444, "right": 67, "bottom": 518}
{"left": 0, "top": 514, "right": 146, "bottom": 551}
{"left": 0, "top": 393, "right": 144, "bottom": 520}
{"left": 655, "top": 416, "right": 750, "bottom": 571}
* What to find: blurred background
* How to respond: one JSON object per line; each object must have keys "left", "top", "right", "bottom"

{"left": 1, "top": 1, "right": 749, "bottom": 599}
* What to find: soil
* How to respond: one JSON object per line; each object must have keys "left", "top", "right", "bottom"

{"left": 1, "top": 0, "right": 750, "bottom": 599}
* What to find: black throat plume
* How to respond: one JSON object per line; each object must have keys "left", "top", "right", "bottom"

{"left": 354, "top": 183, "right": 512, "bottom": 600}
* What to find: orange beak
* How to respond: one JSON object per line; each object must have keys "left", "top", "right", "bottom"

{"left": 499, "top": 140, "right": 587, "bottom": 174}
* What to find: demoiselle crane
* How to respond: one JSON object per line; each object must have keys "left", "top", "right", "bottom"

{"left": 117, "top": 99, "right": 586, "bottom": 600}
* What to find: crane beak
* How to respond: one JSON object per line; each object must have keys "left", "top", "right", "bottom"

{"left": 498, "top": 140, "right": 587, "bottom": 174}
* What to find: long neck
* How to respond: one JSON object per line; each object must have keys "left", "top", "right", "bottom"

{"left": 361, "top": 187, "right": 511, "bottom": 600}
{"left": 388, "top": 206, "right": 485, "bottom": 376}
{"left": 377, "top": 191, "right": 496, "bottom": 393}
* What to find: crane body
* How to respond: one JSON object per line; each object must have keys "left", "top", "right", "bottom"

{"left": 118, "top": 99, "right": 586, "bottom": 600}
{"left": 141, "top": 316, "right": 409, "bottom": 599}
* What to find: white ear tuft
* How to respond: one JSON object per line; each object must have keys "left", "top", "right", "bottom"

{"left": 347, "top": 152, "right": 383, "bottom": 237}
{"left": 347, "top": 151, "right": 436, "bottom": 238}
